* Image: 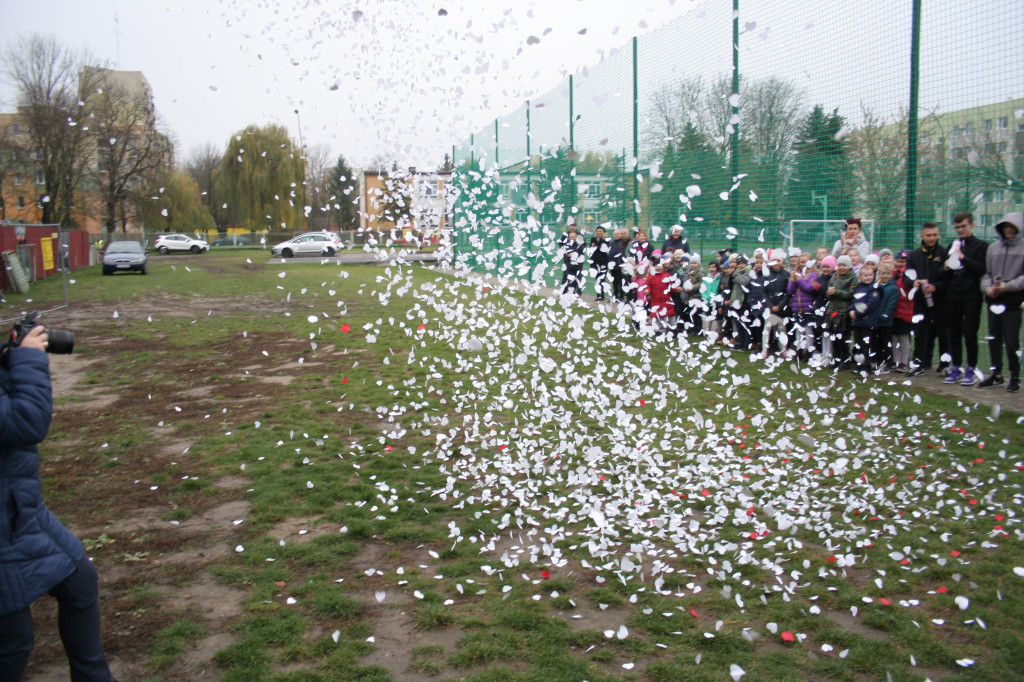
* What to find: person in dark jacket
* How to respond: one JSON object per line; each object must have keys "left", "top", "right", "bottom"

{"left": 1, "top": 324, "right": 117, "bottom": 681}
{"left": 660, "top": 225, "right": 690, "bottom": 256}
{"left": 874, "top": 262, "right": 900, "bottom": 372}
{"left": 589, "top": 226, "right": 611, "bottom": 301}
{"left": 607, "top": 228, "right": 630, "bottom": 301}
{"left": 906, "top": 222, "right": 949, "bottom": 377}
{"left": 849, "top": 266, "right": 882, "bottom": 372}
{"left": 979, "top": 212, "right": 1024, "bottom": 392}
{"left": 941, "top": 212, "right": 989, "bottom": 387}
{"left": 760, "top": 250, "right": 791, "bottom": 358}
{"left": 559, "top": 223, "right": 586, "bottom": 295}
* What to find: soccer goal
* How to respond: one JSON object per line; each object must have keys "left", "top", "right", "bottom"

{"left": 785, "top": 219, "right": 876, "bottom": 255}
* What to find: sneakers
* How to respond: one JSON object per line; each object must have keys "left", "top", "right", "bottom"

{"left": 1009, "top": 377, "right": 1021, "bottom": 393}
{"left": 893, "top": 363, "right": 909, "bottom": 373}
{"left": 907, "top": 366, "right": 926, "bottom": 378}
{"left": 961, "top": 368, "right": 978, "bottom": 387}
{"left": 937, "top": 361, "right": 951, "bottom": 375}
{"left": 979, "top": 374, "right": 1005, "bottom": 389}
{"left": 942, "top": 367, "right": 963, "bottom": 384}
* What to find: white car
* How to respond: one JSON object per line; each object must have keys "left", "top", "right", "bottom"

{"left": 154, "top": 234, "right": 209, "bottom": 254}
{"left": 271, "top": 232, "right": 344, "bottom": 257}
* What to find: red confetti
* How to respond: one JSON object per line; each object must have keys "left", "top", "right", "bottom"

{"left": 541, "top": 570, "right": 550, "bottom": 579}
{"left": 417, "top": 324, "right": 426, "bottom": 331}
{"left": 340, "top": 323, "right": 351, "bottom": 333}
{"left": 689, "top": 608, "right": 699, "bottom": 618}
{"left": 878, "top": 598, "right": 892, "bottom": 605}
{"left": 781, "top": 631, "right": 795, "bottom": 642}
{"left": 950, "top": 550, "right": 961, "bottom": 557}
{"left": 342, "top": 378, "right": 348, "bottom": 384}
{"left": 937, "top": 586, "right": 948, "bottom": 593}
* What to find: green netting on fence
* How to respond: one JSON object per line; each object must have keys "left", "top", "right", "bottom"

{"left": 451, "top": 0, "right": 1023, "bottom": 293}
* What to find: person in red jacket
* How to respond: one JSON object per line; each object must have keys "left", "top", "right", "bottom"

{"left": 891, "top": 249, "right": 915, "bottom": 372}
{"left": 645, "top": 256, "right": 681, "bottom": 336}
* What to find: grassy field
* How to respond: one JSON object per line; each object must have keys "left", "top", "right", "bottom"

{"left": 8, "top": 250, "right": 1024, "bottom": 681}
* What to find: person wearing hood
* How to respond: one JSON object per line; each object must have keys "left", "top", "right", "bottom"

{"left": 661, "top": 225, "right": 690, "bottom": 256}
{"left": 831, "top": 217, "right": 872, "bottom": 262}
{"left": 942, "top": 212, "right": 989, "bottom": 387}
{"left": 979, "top": 212, "right": 1024, "bottom": 393}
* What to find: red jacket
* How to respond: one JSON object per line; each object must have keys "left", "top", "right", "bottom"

{"left": 646, "top": 271, "right": 680, "bottom": 318}
{"left": 893, "top": 266, "right": 914, "bottom": 323}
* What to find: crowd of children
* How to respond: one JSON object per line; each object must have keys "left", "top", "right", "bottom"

{"left": 561, "top": 213, "right": 1024, "bottom": 393}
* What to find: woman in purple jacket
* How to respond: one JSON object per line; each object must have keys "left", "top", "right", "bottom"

{"left": 787, "top": 253, "right": 818, "bottom": 360}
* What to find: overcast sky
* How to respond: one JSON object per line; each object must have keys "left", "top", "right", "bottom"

{"left": 0, "top": 0, "right": 705, "bottom": 169}
{"left": 2, "top": 0, "right": 1020, "bottom": 172}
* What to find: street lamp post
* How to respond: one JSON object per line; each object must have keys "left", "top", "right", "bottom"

{"left": 294, "top": 109, "right": 309, "bottom": 230}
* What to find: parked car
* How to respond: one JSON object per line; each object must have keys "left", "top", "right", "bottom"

{"left": 271, "top": 232, "right": 344, "bottom": 257}
{"left": 212, "top": 234, "right": 251, "bottom": 246}
{"left": 102, "top": 240, "right": 148, "bottom": 275}
{"left": 154, "top": 234, "right": 209, "bottom": 254}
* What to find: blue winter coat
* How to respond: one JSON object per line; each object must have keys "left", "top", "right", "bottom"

{"left": 1, "top": 347, "right": 85, "bottom": 616}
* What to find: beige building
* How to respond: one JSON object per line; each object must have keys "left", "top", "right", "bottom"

{"left": 0, "top": 67, "right": 163, "bottom": 233}
{"left": 360, "top": 169, "right": 451, "bottom": 241}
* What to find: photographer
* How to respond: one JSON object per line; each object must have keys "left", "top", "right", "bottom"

{"left": 1, "top": 324, "right": 117, "bottom": 680}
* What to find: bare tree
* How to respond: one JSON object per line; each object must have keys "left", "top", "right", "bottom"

{"left": 303, "top": 143, "right": 332, "bottom": 231}
{"left": 641, "top": 76, "right": 705, "bottom": 164}
{"left": 2, "top": 35, "right": 99, "bottom": 226}
{"left": 742, "top": 77, "right": 804, "bottom": 224}
{"left": 849, "top": 105, "right": 909, "bottom": 227}
{"left": 84, "top": 67, "right": 172, "bottom": 232}
{"left": 183, "top": 142, "right": 227, "bottom": 228}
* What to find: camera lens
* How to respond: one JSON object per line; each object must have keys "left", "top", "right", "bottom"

{"left": 46, "top": 329, "right": 75, "bottom": 355}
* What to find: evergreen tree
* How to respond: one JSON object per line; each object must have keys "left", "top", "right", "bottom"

{"left": 325, "top": 154, "right": 358, "bottom": 229}
{"left": 786, "top": 106, "right": 852, "bottom": 240}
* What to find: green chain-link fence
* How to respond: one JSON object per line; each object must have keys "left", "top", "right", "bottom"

{"left": 450, "top": 0, "right": 1023, "bottom": 293}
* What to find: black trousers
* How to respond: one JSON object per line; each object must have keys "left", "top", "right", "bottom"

{"left": 912, "top": 304, "right": 947, "bottom": 367}
{"left": 0, "top": 558, "right": 114, "bottom": 681}
{"left": 946, "top": 296, "right": 983, "bottom": 368}
{"left": 591, "top": 264, "right": 608, "bottom": 299}
{"left": 988, "top": 304, "right": 1022, "bottom": 378}
{"left": 561, "top": 265, "right": 582, "bottom": 295}
{"left": 610, "top": 266, "right": 626, "bottom": 300}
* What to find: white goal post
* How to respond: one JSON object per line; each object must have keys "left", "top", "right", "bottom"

{"left": 786, "top": 219, "right": 876, "bottom": 254}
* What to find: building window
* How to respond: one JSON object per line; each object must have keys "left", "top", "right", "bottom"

{"left": 999, "top": 116, "right": 1008, "bottom": 129}
{"left": 10, "top": 123, "right": 19, "bottom": 136}
{"left": 984, "top": 119, "right": 993, "bottom": 131}
{"left": 998, "top": 141, "right": 1008, "bottom": 153}
{"left": 951, "top": 125, "right": 961, "bottom": 138}
{"left": 964, "top": 123, "right": 973, "bottom": 136}
{"left": 984, "top": 142, "right": 997, "bottom": 156}
{"left": 16, "top": 196, "right": 25, "bottom": 209}
{"left": 32, "top": 147, "right": 42, "bottom": 161}
{"left": 952, "top": 147, "right": 967, "bottom": 160}
{"left": 34, "top": 171, "right": 44, "bottom": 185}
{"left": 993, "top": 190, "right": 1005, "bottom": 202}
{"left": 14, "top": 173, "right": 23, "bottom": 186}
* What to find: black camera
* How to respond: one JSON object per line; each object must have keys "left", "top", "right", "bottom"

{"left": 4, "top": 312, "right": 75, "bottom": 358}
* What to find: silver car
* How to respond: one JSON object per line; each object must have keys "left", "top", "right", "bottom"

{"left": 271, "top": 232, "right": 344, "bottom": 257}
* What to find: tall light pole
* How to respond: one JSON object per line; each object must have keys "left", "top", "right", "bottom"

{"left": 569, "top": 114, "right": 582, "bottom": 222}
{"left": 294, "top": 109, "right": 309, "bottom": 230}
